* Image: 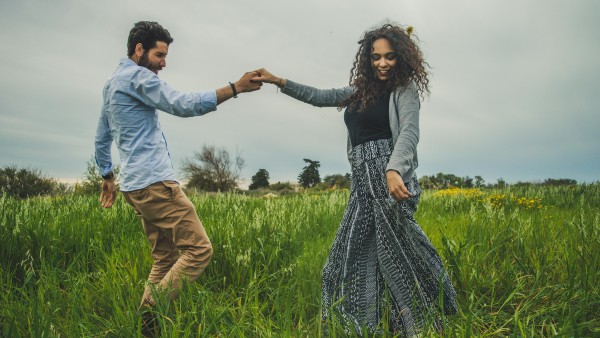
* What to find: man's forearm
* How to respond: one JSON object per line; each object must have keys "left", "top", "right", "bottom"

{"left": 216, "top": 83, "right": 237, "bottom": 105}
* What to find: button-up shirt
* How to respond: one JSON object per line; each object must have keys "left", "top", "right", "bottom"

{"left": 95, "top": 58, "right": 217, "bottom": 191}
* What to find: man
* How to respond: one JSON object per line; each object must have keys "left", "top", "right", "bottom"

{"left": 94, "top": 21, "right": 261, "bottom": 335}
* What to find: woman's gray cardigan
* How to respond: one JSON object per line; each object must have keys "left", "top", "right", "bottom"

{"left": 281, "top": 80, "right": 420, "bottom": 181}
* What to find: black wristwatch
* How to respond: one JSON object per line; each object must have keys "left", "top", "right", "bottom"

{"left": 102, "top": 172, "right": 115, "bottom": 180}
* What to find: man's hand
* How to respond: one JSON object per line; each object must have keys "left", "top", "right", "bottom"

{"left": 386, "top": 170, "right": 411, "bottom": 201}
{"left": 100, "top": 178, "right": 117, "bottom": 208}
{"left": 235, "top": 71, "right": 263, "bottom": 93}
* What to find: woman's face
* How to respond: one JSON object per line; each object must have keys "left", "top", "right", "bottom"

{"left": 371, "top": 38, "right": 397, "bottom": 81}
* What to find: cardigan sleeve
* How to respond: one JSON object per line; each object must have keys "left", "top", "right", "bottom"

{"left": 281, "top": 80, "right": 353, "bottom": 107}
{"left": 385, "top": 82, "right": 420, "bottom": 178}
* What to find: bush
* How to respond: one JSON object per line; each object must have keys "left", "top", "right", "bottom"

{"left": 263, "top": 181, "right": 295, "bottom": 195}
{"left": 269, "top": 181, "right": 294, "bottom": 191}
{"left": 320, "top": 173, "right": 351, "bottom": 190}
{"left": 0, "top": 165, "right": 56, "bottom": 198}
{"left": 543, "top": 178, "right": 577, "bottom": 186}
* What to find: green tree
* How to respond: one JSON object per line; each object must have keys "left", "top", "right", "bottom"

{"left": 298, "top": 159, "right": 321, "bottom": 188}
{"left": 496, "top": 178, "right": 507, "bottom": 188}
{"left": 249, "top": 169, "right": 270, "bottom": 190}
{"left": 182, "top": 145, "right": 245, "bottom": 192}
{"left": 474, "top": 175, "right": 485, "bottom": 188}
{"left": 0, "top": 165, "right": 56, "bottom": 198}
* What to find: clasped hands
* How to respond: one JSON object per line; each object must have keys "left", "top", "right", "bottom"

{"left": 233, "top": 68, "right": 285, "bottom": 94}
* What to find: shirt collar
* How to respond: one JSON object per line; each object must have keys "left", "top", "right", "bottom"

{"left": 119, "top": 58, "right": 137, "bottom": 67}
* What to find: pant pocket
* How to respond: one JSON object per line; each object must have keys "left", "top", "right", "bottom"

{"left": 161, "top": 181, "right": 183, "bottom": 201}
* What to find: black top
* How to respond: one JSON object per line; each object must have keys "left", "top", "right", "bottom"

{"left": 344, "top": 94, "right": 393, "bottom": 147}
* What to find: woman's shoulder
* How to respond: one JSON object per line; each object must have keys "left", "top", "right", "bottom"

{"left": 392, "top": 81, "right": 419, "bottom": 101}
{"left": 393, "top": 80, "right": 417, "bottom": 92}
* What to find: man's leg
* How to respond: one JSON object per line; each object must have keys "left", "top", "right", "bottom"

{"left": 155, "top": 181, "right": 212, "bottom": 303}
{"left": 124, "top": 181, "right": 213, "bottom": 306}
{"left": 139, "top": 215, "right": 180, "bottom": 307}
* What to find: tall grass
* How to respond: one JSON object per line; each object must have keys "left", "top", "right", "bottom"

{"left": 1, "top": 184, "right": 598, "bottom": 337}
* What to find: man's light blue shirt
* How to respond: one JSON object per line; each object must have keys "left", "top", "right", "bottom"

{"left": 95, "top": 58, "right": 217, "bottom": 191}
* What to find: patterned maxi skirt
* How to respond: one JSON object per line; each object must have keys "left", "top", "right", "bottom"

{"left": 321, "top": 138, "right": 458, "bottom": 336}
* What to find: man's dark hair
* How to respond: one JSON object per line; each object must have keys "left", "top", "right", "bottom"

{"left": 127, "top": 21, "right": 174, "bottom": 57}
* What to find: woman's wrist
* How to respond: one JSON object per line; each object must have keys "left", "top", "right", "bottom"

{"left": 276, "top": 77, "right": 286, "bottom": 89}
{"left": 386, "top": 169, "right": 401, "bottom": 177}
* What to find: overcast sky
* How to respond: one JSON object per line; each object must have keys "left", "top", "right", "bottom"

{"left": 1, "top": 0, "right": 598, "bottom": 186}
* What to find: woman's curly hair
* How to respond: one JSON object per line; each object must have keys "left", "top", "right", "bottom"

{"left": 341, "top": 23, "right": 430, "bottom": 112}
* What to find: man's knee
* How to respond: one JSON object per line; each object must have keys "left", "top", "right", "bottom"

{"left": 187, "top": 241, "right": 213, "bottom": 270}
{"left": 200, "top": 241, "right": 213, "bottom": 265}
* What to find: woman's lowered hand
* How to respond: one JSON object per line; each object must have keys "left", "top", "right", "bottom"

{"left": 386, "top": 170, "right": 411, "bottom": 201}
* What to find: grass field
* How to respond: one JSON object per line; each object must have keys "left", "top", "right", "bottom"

{"left": 1, "top": 183, "right": 598, "bottom": 337}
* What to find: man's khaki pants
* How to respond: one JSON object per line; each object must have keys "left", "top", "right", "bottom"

{"left": 123, "top": 181, "right": 213, "bottom": 307}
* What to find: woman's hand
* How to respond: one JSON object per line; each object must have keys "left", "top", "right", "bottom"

{"left": 386, "top": 170, "right": 411, "bottom": 201}
{"left": 252, "top": 68, "right": 287, "bottom": 89}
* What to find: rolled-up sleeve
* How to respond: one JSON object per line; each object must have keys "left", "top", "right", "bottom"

{"left": 94, "top": 109, "right": 113, "bottom": 176}
{"left": 130, "top": 69, "right": 217, "bottom": 117}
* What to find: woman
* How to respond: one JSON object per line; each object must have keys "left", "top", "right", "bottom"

{"left": 254, "top": 23, "right": 458, "bottom": 336}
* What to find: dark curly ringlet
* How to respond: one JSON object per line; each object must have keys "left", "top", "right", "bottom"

{"left": 127, "top": 21, "right": 174, "bottom": 57}
{"left": 340, "top": 23, "right": 430, "bottom": 112}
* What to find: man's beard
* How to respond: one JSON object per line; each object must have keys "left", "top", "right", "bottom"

{"left": 138, "top": 52, "right": 160, "bottom": 74}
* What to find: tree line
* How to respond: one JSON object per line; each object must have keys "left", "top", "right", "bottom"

{"left": 181, "top": 146, "right": 351, "bottom": 193}
{"left": 417, "top": 173, "right": 578, "bottom": 190}
{"left": 0, "top": 144, "right": 582, "bottom": 198}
